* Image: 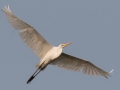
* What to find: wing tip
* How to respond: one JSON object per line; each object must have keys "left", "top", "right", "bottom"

{"left": 109, "top": 69, "right": 114, "bottom": 74}
{"left": 2, "top": 5, "right": 11, "bottom": 13}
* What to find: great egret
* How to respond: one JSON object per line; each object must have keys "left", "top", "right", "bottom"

{"left": 2, "top": 6, "right": 113, "bottom": 84}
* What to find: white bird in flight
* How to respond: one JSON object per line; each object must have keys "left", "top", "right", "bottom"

{"left": 2, "top": 6, "right": 113, "bottom": 84}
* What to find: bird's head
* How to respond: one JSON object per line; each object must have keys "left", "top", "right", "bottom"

{"left": 59, "top": 42, "right": 72, "bottom": 48}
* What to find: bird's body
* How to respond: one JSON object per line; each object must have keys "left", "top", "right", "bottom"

{"left": 2, "top": 6, "right": 113, "bottom": 84}
{"left": 36, "top": 45, "right": 63, "bottom": 69}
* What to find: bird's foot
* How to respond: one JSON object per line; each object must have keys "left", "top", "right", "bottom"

{"left": 27, "top": 75, "right": 35, "bottom": 84}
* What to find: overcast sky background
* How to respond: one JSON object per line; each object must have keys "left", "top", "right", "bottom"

{"left": 0, "top": 0, "right": 119, "bottom": 90}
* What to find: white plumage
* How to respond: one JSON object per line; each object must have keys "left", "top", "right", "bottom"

{"left": 2, "top": 6, "right": 113, "bottom": 84}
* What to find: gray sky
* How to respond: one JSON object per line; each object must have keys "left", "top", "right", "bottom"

{"left": 0, "top": 0, "right": 119, "bottom": 90}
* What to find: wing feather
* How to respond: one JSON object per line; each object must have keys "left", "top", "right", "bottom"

{"left": 2, "top": 6, "right": 53, "bottom": 58}
{"left": 51, "top": 53, "right": 112, "bottom": 78}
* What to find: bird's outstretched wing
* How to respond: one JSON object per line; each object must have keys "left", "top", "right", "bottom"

{"left": 2, "top": 6, "right": 53, "bottom": 59}
{"left": 51, "top": 53, "right": 113, "bottom": 78}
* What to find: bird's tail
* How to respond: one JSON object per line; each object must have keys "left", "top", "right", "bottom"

{"left": 35, "top": 63, "right": 40, "bottom": 68}
{"left": 35, "top": 62, "right": 47, "bottom": 71}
